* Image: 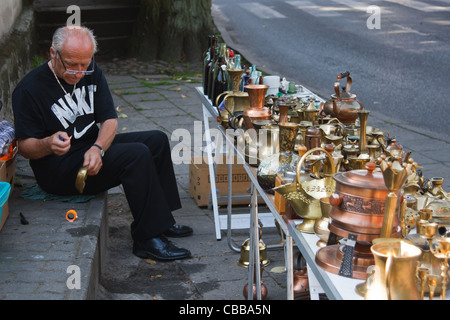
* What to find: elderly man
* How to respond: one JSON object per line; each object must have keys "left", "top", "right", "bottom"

{"left": 12, "top": 26, "right": 192, "bottom": 261}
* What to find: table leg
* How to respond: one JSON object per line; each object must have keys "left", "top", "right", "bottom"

{"left": 202, "top": 104, "right": 221, "bottom": 240}
{"left": 286, "top": 234, "right": 294, "bottom": 300}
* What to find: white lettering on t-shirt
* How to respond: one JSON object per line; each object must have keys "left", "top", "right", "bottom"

{"left": 51, "top": 84, "right": 96, "bottom": 130}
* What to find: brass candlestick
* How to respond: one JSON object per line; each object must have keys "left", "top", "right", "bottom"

{"left": 357, "top": 109, "right": 370, "bottom": 155}
{"left": 430, "top": 237, "right": 450, "bottom": 300}
{"left": 427, "top": 274, "right": 439, "bottom": 300}
{"left": 417, "top": 267, "right": 429, "bottom": 300}
{"left": 379, "top": 156, "right": 414, "bottom": 238}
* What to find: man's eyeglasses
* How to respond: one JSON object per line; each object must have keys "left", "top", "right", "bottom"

{"left": 57, "top": 51, "right": 95, "bottom": 75}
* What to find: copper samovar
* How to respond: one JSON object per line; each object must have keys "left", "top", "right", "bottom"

{"left": 315, "top": 162, "right": 402, "bottom": 279}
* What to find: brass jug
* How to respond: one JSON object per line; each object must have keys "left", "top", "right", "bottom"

{"left": 322, "top": 72, "right": 363, "bottom": 124}
{"left": 365, "top": 239, "right": 422, "bottom": 300}
{"left": 215, "top": 69, "right": 249, "bottom": 128}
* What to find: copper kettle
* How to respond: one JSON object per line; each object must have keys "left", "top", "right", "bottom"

{"left": 321, "top": 71, "right": 363, "bottom": 124}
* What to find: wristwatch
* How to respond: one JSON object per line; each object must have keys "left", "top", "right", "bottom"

{"left": 93, "top": 143, "right": 104, "bottom": 157}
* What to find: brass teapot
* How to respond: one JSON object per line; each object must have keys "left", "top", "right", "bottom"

{"left": 322, "top": 71, "right": 363, "bottom": 124}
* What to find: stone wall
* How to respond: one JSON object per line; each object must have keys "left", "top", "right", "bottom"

{"left": 0, "top": 0, "right": 23, "bottom": 39}
{"left": 0, "top": 4, "right": 36, "bottom": 124}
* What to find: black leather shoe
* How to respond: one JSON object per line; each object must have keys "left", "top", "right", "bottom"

{"left": 163, "top": 224, "right": 193, "bottom": 238}
{"left": 133, "top": 236, "right": 191, "bottom": 261}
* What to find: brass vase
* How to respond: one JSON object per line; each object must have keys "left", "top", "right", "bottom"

{"left": 228, "top": 68, "right": 244, "bottom": 93}
{"left": 379, "top": 157, "right": 414, "bottom": 238}
{"left": 314, "top": 197, "right": 332, "bottom": 247}
{"left": 276, "top": 102, "right": 295, "bottom": 124}
{"left": 257, "top": 122, "right": 300, "bottom": 192}
{"left": 243, "top": 84, "right": 271, "bottom": 130}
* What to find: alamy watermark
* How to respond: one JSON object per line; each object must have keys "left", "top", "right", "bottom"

{"left": 367, "top": 5, "right": 381, "bottom": 29}
{"left": 66, "top": 265, "right": 81, "bottom": 290}
{"left": 66, "top": 5, "right": 81, "bottom": 27}
{"left": 170, "top": 121, "right": 278, "bottom": 166}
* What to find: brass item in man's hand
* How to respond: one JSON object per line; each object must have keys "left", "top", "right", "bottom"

{"left": 75, "top": 166, "right": 88, "bottom": 194}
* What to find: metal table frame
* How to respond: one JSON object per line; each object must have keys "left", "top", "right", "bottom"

{"left": 195, "top": 87, "right": 294, "bottom": 299}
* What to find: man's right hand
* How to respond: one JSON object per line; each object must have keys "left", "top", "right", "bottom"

{"left": 17, "top": 131, "right": 72, "bottom": 160}
{"left": 51, "top": 131, "right": 72, "bottom": 156}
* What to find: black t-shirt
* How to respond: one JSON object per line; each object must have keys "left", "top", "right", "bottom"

{"left": 12, "top": 62, "right": 117, "bottom": 191}
{"left": 13, "top": 61, "right": 117, "bottom": 142}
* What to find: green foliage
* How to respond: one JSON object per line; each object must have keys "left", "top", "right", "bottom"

{"left": 32, "top": 56, "right": 45, "bottom": 68}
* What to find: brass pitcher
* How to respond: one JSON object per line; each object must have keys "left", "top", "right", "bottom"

{"left": 365, "top": 239, "right": 422, "bottom": 300}
{"left": 215, "top": 69, "right": 249, "bottom": 128}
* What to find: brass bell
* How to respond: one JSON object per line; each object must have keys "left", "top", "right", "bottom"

{"left": 238, "top": 238, "right": 270, "bottom": 268}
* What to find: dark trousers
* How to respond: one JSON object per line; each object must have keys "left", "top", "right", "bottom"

{"left": 36, "top": 130, "right": 180, "bottom": 242}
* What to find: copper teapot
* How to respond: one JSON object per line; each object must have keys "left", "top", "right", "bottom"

{"left": 321, "top": 72, "right": 363, "bottom": 124}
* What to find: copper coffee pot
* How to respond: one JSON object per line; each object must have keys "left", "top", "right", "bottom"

{"left": 321, "top": 71, "right": 363, "bottom": 124}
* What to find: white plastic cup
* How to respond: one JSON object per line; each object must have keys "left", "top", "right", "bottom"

{"left": 263, "top": 76, "right": 281, "bottom": 96}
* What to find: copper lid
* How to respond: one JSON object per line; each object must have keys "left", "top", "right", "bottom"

{"left": 333, "top": 162, "right": 386, "bottom": 190}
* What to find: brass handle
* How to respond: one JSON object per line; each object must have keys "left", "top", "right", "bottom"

{"left": 215, "top": 92, "right": 234, "bottom": 125}
{"left": 337, "top": 71, "right": 352, "bottom": 93}
{"left": 215, "top": 91, "right": 228, "bottom": 108}
{"left": 296, "top": 147, "right": 336, "bottom": 185}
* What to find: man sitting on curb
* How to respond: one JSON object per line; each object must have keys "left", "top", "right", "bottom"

{"left": 12, "top": 26, "right": 192, "bottom": 261}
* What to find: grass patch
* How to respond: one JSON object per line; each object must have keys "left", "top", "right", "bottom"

{"left": 140, "top": 80, "right": 175, "bottom": 88}
{"left": 119, "top": 90, "right": 150, "bottom": 95}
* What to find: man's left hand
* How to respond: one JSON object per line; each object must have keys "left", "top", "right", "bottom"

{"left": 83, "top": 146, "right": 103, "bottom": 176}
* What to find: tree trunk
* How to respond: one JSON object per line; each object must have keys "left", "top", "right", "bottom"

{"left": 128, "top": 0, "right": 214, "bottom": 63}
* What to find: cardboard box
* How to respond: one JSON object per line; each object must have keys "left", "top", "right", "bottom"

{"left": 0, "top": 147, "right": 17, "bottom": 231}
{"left": 189, "top": 156, "right": 253, "bottom": 207}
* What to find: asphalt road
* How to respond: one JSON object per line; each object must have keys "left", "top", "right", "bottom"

{"left": 212, "top": 0, "right": 450, "bottom": 139}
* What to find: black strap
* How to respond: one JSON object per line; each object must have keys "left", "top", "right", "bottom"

{"left": 339, "top": 233, "right": 357, "bottom": 278}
